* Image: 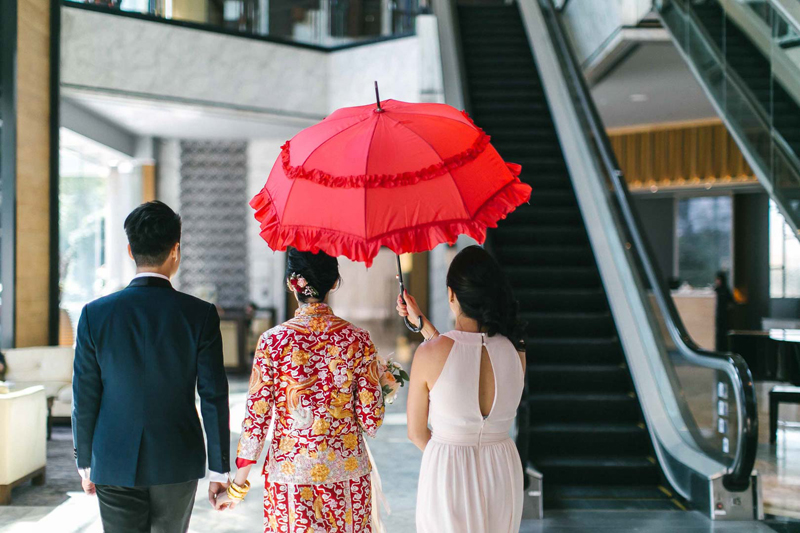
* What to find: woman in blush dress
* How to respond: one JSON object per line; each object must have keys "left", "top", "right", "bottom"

{"left": 397, "top": 245, "right": 526, "bottom": 533}
{"left": 216, "top": 248, "right": 385, "bottom": 532}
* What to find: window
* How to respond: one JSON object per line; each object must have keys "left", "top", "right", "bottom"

{"left": 59, "top": 128, "right": 136, "bottom": 339}
{"left": 676, "top": 195, "right": 733, "bottom": 288}
{"left": 769, "top": 201, "right": 800, "bottom": 298}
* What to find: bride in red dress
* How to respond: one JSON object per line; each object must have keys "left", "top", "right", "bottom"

{"left": 216, "top": 248, "right": 385, "bottom": 532}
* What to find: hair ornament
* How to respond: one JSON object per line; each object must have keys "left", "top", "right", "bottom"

{"left": 287, "top": 273, "right": 319, "bottom": 298}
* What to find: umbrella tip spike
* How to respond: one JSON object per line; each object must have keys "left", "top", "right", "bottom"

{"left": 374, "top": 81, "right": 382, "bottom": 112}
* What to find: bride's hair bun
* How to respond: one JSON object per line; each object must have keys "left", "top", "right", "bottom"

{"left": 446, "top": 245, "right": 526, "bottom": 350}
{"left": 286, "top": 248, "right": 341, "bottom": 303}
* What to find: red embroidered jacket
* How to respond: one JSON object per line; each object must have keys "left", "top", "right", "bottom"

{"left": 236, "top": 303, "right": 385, "bottom": 485}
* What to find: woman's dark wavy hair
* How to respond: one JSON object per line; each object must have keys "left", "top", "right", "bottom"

{"left": 286, "top": 248, "right": 341, "bottom": 304}
{"left": 447, "top": 245, "right": 526, "bottom": 350}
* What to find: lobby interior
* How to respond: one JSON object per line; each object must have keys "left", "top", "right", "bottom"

{"left": 1, "top": 0, "right": 800, "bottom": 531}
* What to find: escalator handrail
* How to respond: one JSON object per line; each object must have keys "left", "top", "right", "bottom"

{"left": 681, "top": 0, "right": 800, "bottom": 186}
{"left": 670, "top": 0, "right": 800, "bottom": 239}
{"left": 539, "top": 0, "right": 758, "bottom": 492}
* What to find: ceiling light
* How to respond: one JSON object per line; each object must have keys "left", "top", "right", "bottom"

{"left": 630, "top": 94, "right": 649, "bottom": 103}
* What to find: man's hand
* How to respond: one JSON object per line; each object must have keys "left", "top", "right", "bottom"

{"left": 208, "top": 481, "right": 229, "bottom": 508}
{"left": 214, "top": 491, "right": 239, "bottom": 511}
{"left": 81, "top": 479, "right": 96, "bottom": 496}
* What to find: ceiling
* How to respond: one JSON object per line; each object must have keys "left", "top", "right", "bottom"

{"left": 62, "top": 40, "right": 716, "bottom": 142}
{"left": 591, "top": 42, "right": 719, "bottom": 130}
{"left": 62, "top": 88, "right": 317, "bottom": 142}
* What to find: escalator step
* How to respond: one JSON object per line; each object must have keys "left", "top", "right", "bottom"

{"left": 471, "top": 101, "right": 551, "bottom": 113}
{"left": 502, "top": 266, "right": 601, "bottom": 288}
{"left": 494, "top": 245, "right": 594, "bottom": 268}
{"left": 546, "top": 485, "right": 673, "bottom": 500}
{"left": 545, "top": 496, "right": 682, "bottom": 511}
{"left": 527, "top": 365, "right": 628, "bottom": 393}
{"left": 543, "top": 485, "right": 682, "bottom": 511}
{"left": 533, "top": 455, "right": 660, "bottom": 485}
{"left": 475, "top": 115, "right": 559, "bottom": 129}
{"left": 467, "top": 78, "right": 543, "bottom": 90}
{"left": 528, "top": 393, "right": 641, "bottom": 424}
{"left": 522, "top": 311, "right": 615, "bottom": 337}
{"left": 485, "top": 129, "right": 555, "bottom": 143}
{"left": 493, "top": 225, "right": 588, "bottom": 246}
{"left": 528, "top": 422, "right": 650, "bottom": 455}
{"left": 526, "top": 337, "right": 624, "bottom": 364}
{"left": 498, "top": 207, "right": 581, "bottom": 226}
{"left": 516, "top": 287, "right": 607, "bottom": 310}
{"left": 492, "top": 141, "right": 564, "bottom": 157}
{"left": 525, "top": 190, "right": 577, "bottom": 207}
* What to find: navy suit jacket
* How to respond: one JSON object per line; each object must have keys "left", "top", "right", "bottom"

{"left": 72, "top": 276, "right": 230, "bottom": 487}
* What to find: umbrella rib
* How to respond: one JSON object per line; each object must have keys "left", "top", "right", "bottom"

{"left": 362, "top": 117, "right": 381, "bottom": 241}
{"left": 385, "top": 114, "right": 473, "bottom": 218}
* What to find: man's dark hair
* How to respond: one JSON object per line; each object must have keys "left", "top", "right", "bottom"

{"left": 124, "top": 201, "right": 182, "bottom": 267}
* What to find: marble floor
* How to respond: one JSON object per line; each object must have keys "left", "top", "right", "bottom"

{"left": 1, "top": 372, "right": 799, "bottom": 532}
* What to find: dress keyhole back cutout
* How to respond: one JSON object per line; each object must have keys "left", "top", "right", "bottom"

{"left": 478, "top": 340, "right": 497, "bottom": 419}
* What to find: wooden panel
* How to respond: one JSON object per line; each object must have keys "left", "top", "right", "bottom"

{"left": 14, "top": 0, "right": 52, "bottom": 347}
{"left": 141, "top": 164, "right": 156, "bottom": 203}
{"left": 608, "top": 123, "right": 758, "bottom": 192}
{"left": 220, "top": 320, "right": 241, "bottom": 368}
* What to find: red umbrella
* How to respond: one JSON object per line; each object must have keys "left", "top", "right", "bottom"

{"left": 250, "top": 85, "right": 531, "bottom": 327}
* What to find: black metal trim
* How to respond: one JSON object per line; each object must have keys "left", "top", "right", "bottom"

{"left": 61, "top": 1, "right": 417, "bottom": 52}
{"left": 0, "top": 0, "right": 18, "bottom": 349}
{"left": 540, "top": 0, "right": 758, "bottom": 492}
{"left": 450, "top": 3, "right": 471, "bottom": 114}
{"left": 49, "top": 0, "right": 60, "bottom": 346}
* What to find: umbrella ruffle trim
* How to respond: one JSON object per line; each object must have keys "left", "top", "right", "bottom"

{"left": 249, "top": 178, "right": 532, "bottom": 267}
{"left": 281, "top": 111, "right": 501, "bottom": 189}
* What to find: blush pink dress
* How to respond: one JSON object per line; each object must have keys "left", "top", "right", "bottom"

{"left": 416, "top": 330, "right": 525, "bottom": 532}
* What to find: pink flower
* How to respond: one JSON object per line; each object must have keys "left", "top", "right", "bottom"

{"left": 297, "top": 277, "right": 307, "bottom": 288}
{"left": 380, "top": 371, "right": 401, "bottom": 404}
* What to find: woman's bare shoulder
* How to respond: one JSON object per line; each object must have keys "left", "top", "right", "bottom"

{"left": 413, "top": 335, "right": 454, "bottom": 368}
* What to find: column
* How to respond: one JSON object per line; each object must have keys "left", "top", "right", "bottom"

{"left": 3, "top": 0, "right": 59, "bottom": 347}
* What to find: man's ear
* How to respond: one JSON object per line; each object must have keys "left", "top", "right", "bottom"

{"left": 127, "top": 244, "right": 134, "bottom": 261}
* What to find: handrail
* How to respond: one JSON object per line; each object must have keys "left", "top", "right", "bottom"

{"left": 539, "top": 0, "right": 758, "bottom": 491}
{"left": 684, "top": 0, "right": 796, "bottom": 167}
{"left": 769, "top": 0, "right": 800, "bottom": 47}
{"left": 672, "top": 0, "right": 800, "bottom": 238}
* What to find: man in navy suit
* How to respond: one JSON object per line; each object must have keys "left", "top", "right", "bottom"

{"left": 72, "top": 201, "right": 231, "bottom": 532}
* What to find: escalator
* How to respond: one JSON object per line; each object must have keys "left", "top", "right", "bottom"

{"left": 658, "top": 0, "right": 800, "bottom": 237}
{"left": 457, "top": 4, "right": 679, "bottom": 511}
{"left": 433, "top": 0, "right": 762, "bottom": 520}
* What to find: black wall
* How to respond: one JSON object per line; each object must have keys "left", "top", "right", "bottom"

{"left": 633, "top": 196, "right": 675, "bottom": 280}
{"left": 732, "top": 192, "right": 770, "bottom": 330}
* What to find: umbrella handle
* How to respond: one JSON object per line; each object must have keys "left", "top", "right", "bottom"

{"left": 396, "top": 254, "right": 423, "bottom": 333}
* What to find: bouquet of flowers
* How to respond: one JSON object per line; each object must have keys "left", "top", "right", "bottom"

{"left": 378, "top": 355, "right": 409, "bottom": 404}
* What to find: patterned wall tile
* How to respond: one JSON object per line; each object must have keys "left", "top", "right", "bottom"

{"left": 179, "top": 140, "right": 249, "bottom": 308}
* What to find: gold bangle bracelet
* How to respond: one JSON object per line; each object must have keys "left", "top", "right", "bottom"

{"left": 226, "top": 486, "right": 246, "bottom": 501}
{"left": 228, "top": 485, "right": 249, "bottom": 497}
{"left": 228, "top": 480, "right": 251, "bottom": 498}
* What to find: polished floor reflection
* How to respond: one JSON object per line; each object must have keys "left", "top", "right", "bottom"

{"left": 1, "top": 356, "right": 799, "bottom": 532}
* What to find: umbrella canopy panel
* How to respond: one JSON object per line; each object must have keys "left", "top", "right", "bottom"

{"left": 251, "top": 99, "right": 531, "bottom": 266}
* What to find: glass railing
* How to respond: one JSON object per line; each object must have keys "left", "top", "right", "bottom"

{"left": 63, "top": 0, "right": 424, "bottom": 49}
{"left": 540, "top": 0, "right": 758, "bottom": 492}
{"left": 658, "top": 0, "right": 800, "bottom": 241}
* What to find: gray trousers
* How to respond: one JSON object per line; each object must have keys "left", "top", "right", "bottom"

{"left": 95, "top": 479, "right": 198, "bottom": 533}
